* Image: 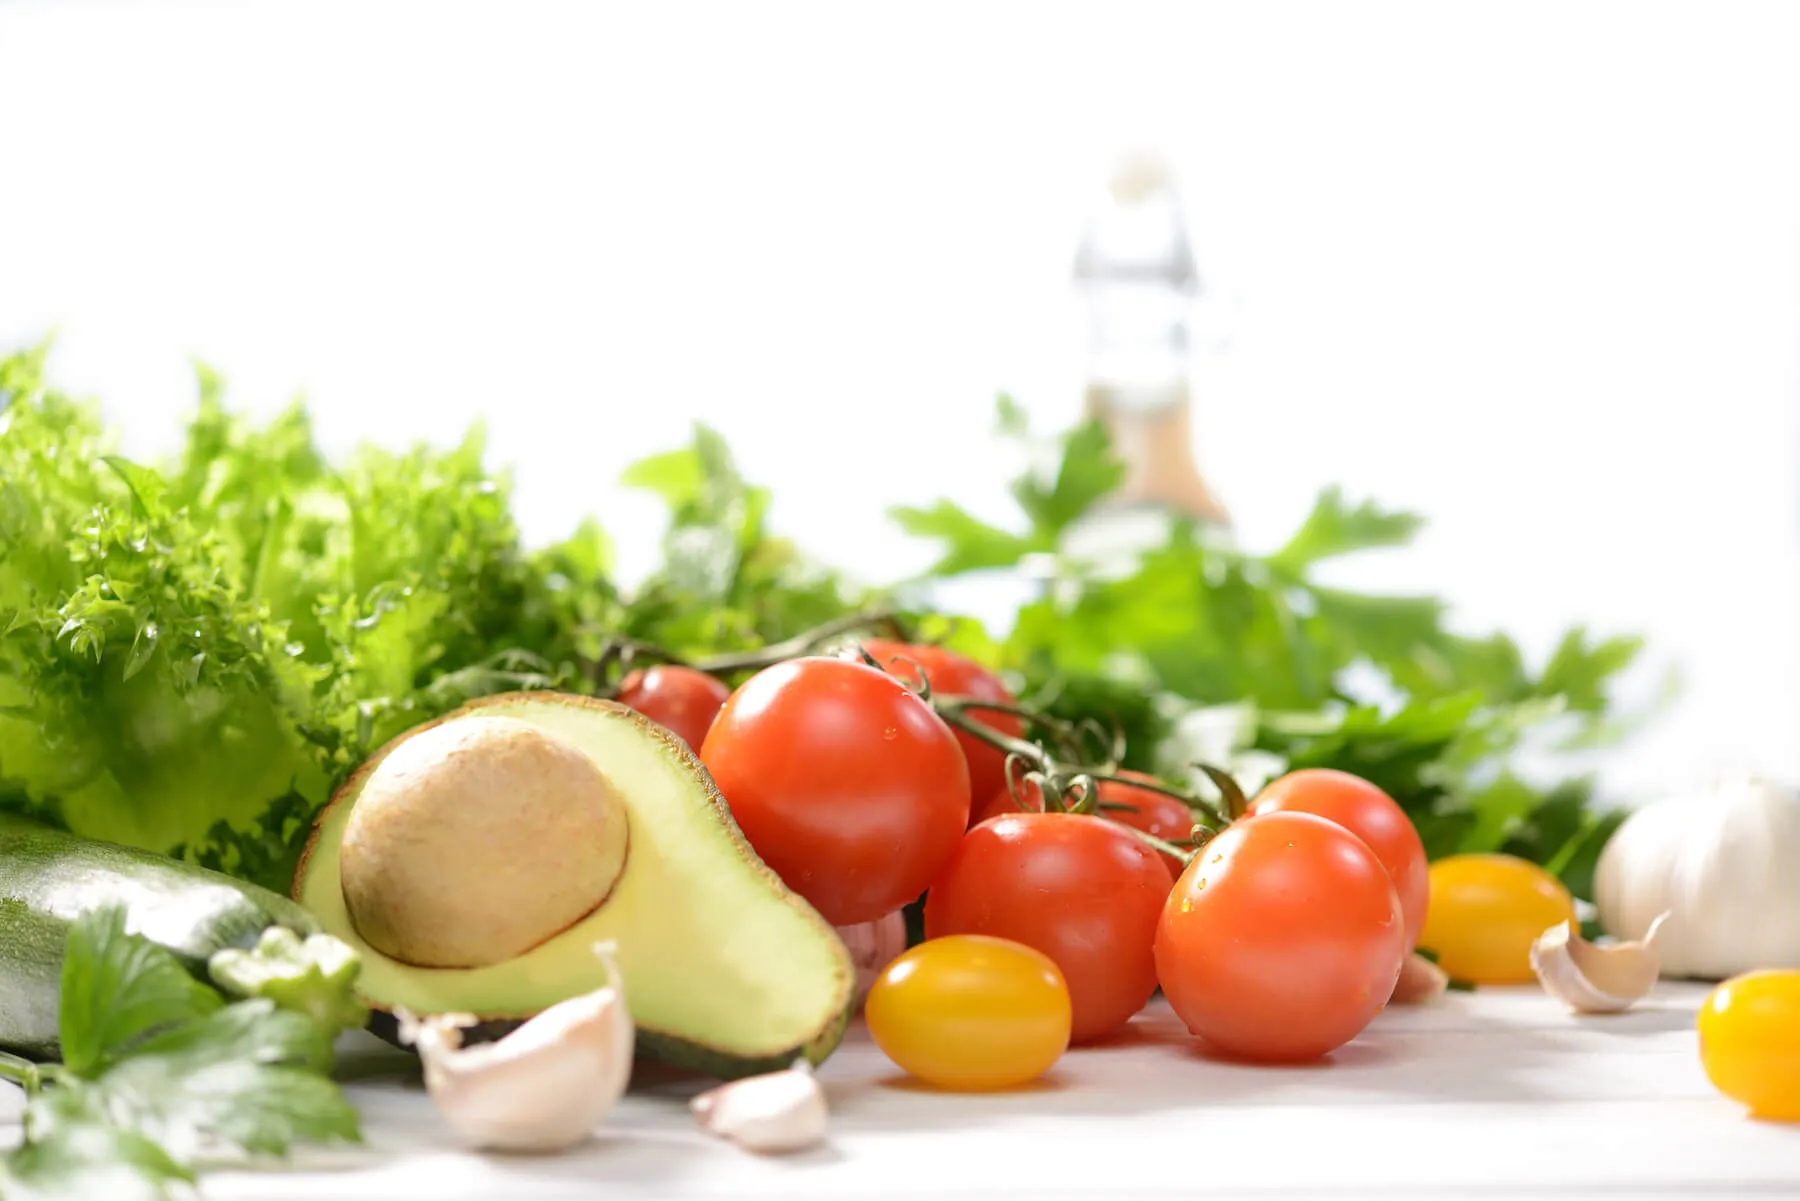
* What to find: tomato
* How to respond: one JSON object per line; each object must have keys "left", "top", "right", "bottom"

{"left": 972, "top": 770, "right": 1196, "bottom": 878}
{"left": 1155, "top": 811, "right": 1407, "bottom": 1062}
{"left": 861, "top": 639, "right": 1021, "bottom": 827}
{"left": 865, "top": 934, "right": 1071, "bottom": 1090}
{"left": 924, "top": 812, "right": 1174, "bottom": 1043}
{"left": 1086, "top": 770, "right": 1196, "bottom": 878}
{"left": 1246, "top": 768, "right": 1430, "bottom": 949}
{"left": 700, "top": 656, "right": 970, "bottom": 926}
{"left": 1419, "top": 854, "right": 1575, "bottom": 984}
{"left": 1699, "top": 970, "right": 1800, "bottom": 1121}
{"left": 615, "top": 665, "right": 731, "bottom": 752}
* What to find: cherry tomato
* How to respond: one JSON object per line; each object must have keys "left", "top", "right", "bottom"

{"left": 865, "top": 934, "right": 1071, "bottom": 1090}
{"left": 1246, "top": 768, "right": 1430, "bottom": 949}
{"left": 616, "top": 665, "right": 731, "bottom": 752}
{"left": 1155, "top": 811, "right": 1407, "bottom": 1062}
{"left": 861, "top": 639, "right": 1021, "bottom": 827}
{"left": 700, "top": 656, "right": 970, "bottom": 926}
{"left": 1699, "top": 970, "right": 1800, "bottom": 1121}
{"left": 972, "top": 771, "right": 1196, "bottom": 878}
{"left": 1419, "top": 854, "right": 1575, "bottom": 984}
{"left": 925, "top": 812, "right": 1173, "bottom": 1043}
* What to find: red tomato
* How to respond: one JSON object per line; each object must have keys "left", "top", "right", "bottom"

{"left": 701, "top": 656, "right": 971, "bottom": 926}
{"left": 1155, "top": 811, "right": 1407, "bottom": 1062}
{"left": 616, "top": 665, "right": 732, "bottom": 753}
{"left": 1245, "top": 768, "right": 1429, "bottom": 949}
{"left": 1091, "top": 770, "right": 1197, "bottom": 879}
{"left": 925, "top": 812, "right": 1174, "bottom": 1044}
{"left": 861, "top": 639, "right": 1021, "bottom": 827}
{"left": 973, "top": 771, "right": 1197, "bottom": 878}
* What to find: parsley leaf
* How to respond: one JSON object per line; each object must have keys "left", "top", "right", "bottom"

{"left": 92, "top": 1000, "right": 355, "bottom": 1161}
{"left": 0, "top": 1086, "right": 194, "bottom": 1201}
{"left": 57, "top": 905, "right": 221, "bottom": 1078}
{"left": 1, "top": 906, "right": 360, "bottom": 1199}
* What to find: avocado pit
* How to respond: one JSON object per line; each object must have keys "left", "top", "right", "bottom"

{"left": 338, "top": 714, "right": 630, "bottom": 969}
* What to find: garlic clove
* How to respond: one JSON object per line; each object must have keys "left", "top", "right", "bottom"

{"left": 1389, "top": 952, "right": 1450, "bottom": 1005}
{"left": 396, "top": 940, "right": 635, "bottom": 1153}
{"left": 691, "top": 1058, "right": 829, "bottom": 1154}
{"left": 835, "top": 911, "right": 908, "bottom": 1012}
{"left": 1530, "top": 912, "right": 1669, "bottom": 1014}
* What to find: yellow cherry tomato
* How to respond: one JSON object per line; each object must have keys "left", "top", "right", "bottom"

{"left": 1699, "top": 970, "right": 1800, "bottom": 1121}
{"left": 864, "top": 934, "right": 1071, "bottom": 1090}
{"left": 1419, "top": 853, "right": 1576, "bottom": 984}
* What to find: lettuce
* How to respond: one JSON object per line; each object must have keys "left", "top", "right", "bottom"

{"left": 0, "top": 347, "right": 570, "bottom": 889}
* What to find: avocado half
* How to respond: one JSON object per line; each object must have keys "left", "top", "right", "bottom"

{"left": 293, "top": 691, "right": 855, "bottom": 1080}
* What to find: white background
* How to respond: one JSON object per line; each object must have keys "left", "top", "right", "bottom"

{"left": 2, "top": 0, "right": 1798, "bottom": 803}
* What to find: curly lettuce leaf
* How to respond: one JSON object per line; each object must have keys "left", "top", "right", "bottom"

{"left": 0, "top": 346, "right": 587, "bottom": 869}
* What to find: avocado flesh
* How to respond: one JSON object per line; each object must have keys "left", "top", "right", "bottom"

{"left": 294, "top": 692, "right": 855, "bottom": 1080}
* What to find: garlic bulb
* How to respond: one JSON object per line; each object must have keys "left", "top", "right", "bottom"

{"left": 1595, "top": 772, "right": 1800, "bottom": 980}
{"left": 691, "top": 1059, "right": 828, "bottom": 1154}
{"left": 394, "top": 941, "right": 634, "bottom": 1153}
{"left": 1530, "top": 914, "right": 1667, "bottom": 1013}
{"left": 835, "top": 911, "right": 907, "bottom": 1011}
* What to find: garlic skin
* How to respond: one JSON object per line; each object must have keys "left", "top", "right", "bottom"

{"left": 835, "top": 911, "right": 907, "bottom": 1011}
{"left": 1530, "top": 914, "right": 1667, "bottom": 1013}
{"left": 1595, "top": 772, "right": 1800, "bottom": 980}
{"left": 1389, "top": 952, "right": 1449, "bottom": 1005}
{"left": 691, "top": 1059, "right": 828, "bottom": 1154}
{"left": 395, "top": 941, "right": 634, "bottom": 1153}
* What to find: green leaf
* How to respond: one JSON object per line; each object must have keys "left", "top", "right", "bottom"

{"left": 620, "top": 445, "right": 705, "bottom": 509}
{"left": 58, "top": 905, "right": 222, "bottom": 1078}
{"left": 1268, "top": 487, "right": 1424, "bottom": 575}
{"left": 890, "top": 501, "right": 1040, "bottom": 576}
{"left": 1456, "top": 771, "right": 1549, "bottom": 854}
{"left": 100, "top": 457, "right": 170, "bottom": 522}
{"left": 1010, "top": 420, "right": 1125, "bottom": 539}
{"left": 0, "top": 1086, "right": 194, "bottom": 1201}
{"left": 995, "top": 391, "right": 1031, "bottom": 437}
{"left": 92, "top": 999, "right": 359, "bottom": 1161}
{"left": 4, "top": 914, "right": 360, "bottom": 1199}
{"left": 1536, "top": 627, "right": 1644, "bottom": 712}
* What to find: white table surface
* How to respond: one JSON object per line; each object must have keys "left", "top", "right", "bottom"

{"left": 8, "top": 982, "right": 1798, "bottom": 1200}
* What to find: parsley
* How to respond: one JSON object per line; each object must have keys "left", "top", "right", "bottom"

{"left": 890, "top": 400, "right": 1659, "bottom": 893}
{"left": 0, "top": 906, "right": 360, "bottom": 1200}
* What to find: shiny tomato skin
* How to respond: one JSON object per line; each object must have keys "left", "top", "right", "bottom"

{"left": 925, "top": 812, "right": 1174, "bottom": 1044}
{"left": 1246, "top": 768, "right": 1430, "bottom": 949}
{"left": 973, "top": 771, "right": 1197, "bottom": 878}
{"left": 616, "top": 665, "right": 732, "bottom": 752}
{"left": 1155, "top": 811, "right": 1407, "bottom": 1063}
{"left": 700, "top": 656, "right": 970, "bottom": 926}
{"left": 865, "top": 934, "right": 1072, "bottom": 1091}
{"left": 861, "top": 639, "right": 1021, "bottom": 826}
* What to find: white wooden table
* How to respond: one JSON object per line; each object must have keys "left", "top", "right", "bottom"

{"left": 9, "top": 983, "right": 1798, "bottom": 1199}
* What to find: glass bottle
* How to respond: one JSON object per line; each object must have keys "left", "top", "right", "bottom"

{"left": 1063, "top": 149, "right": 1230, "bottom": 567}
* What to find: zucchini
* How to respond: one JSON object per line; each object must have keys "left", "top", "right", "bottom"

{"left": 0, "top": 817, "right": 320, "bottom": 1059}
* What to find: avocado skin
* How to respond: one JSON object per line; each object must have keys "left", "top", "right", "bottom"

{"left": 297, "top": 691, "right": 856, "bottom": 1082}
{"left": 364, "top": 995, "right": 853, "bottom": 1081}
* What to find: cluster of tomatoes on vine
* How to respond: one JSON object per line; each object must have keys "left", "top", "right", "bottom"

{"left": 599, "top": 614, "right": 1431, "bottom": 1085}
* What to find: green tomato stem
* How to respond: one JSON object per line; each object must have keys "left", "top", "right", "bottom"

{"left": 1076, "top": 770, "right": 1229, "bottom": 831}
{"left": 0, "top": 1051, "right": 42, "bottom": 1093}
{"left": 693, "top": 610, "right": 910, "bottom": 676}
{"left": 1193, "top": 761, "right": 1252, "bottom": 822}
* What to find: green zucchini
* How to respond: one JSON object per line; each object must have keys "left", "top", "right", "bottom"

{"left": 0, "top": 817, "right": 320, "bottom": 1059}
